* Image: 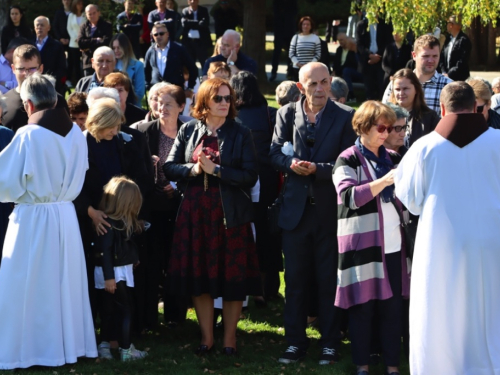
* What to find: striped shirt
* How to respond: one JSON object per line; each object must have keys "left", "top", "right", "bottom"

{"left": 382, "top": 71, "right": 453, "bottom": 117}
{"left": 289, "top": 33, "right": 321, "bottom": 68}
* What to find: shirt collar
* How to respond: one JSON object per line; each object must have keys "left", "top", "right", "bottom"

{"left": 37, "top": 35, "right": 49, "bottom": 45}
{"left": 413, "top": 69, "right": 441, "bottom": 84}
{"left": 302, "top": 97, "right": 326, "bottom": 125}
{"left": 155, "top": 41, "right": 170, "bottom": 52}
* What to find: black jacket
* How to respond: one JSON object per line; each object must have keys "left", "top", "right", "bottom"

{"left": 96, "top": 218, "right": 139, "bottom": 280}
{"left": 333, "top": 46, "right": 358, "bottom": 77}
{"left": 116, "top": 11, "right": 143, "bottom": 58}
{"left": 439, "top": 31, "right": 472, "bottom": 81}
{"left": 356, "top": 18, "right": 393, "bottom": 72}
{"left": 76, "top": 18, "right": 113, "bottom": 70}
{"left": 181, "top": 6, "right": 212, "bottom": 48}
{"left": 163, "top": 118, "right": 258, "bottom": 228}
{"left": 52, "top": 6, "right": 70, "bottom": 41}
{"left": 31, "top": 36, "right": 67, "bottom": 95}
{"left": 382, "top": 41, "right": 413, "bottom": 87}
{"left": 147, "top": 9, "right": 182, "bottom": 42}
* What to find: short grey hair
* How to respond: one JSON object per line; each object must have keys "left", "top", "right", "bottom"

{"left": 87, "top": 87, "right": 120, "bottom": 107}
{"left": 148, "top": 81, "right": 171, "bottom": 104}
{"left": 330, "top": 77, "right": 349, "bottom": 100}
{"left": 20, "top": 73, "right": 57, "bottom": 111}
{"left": 0, "top": 97, "right": 7, "bottom": 116}
{"left": 43, "top": 74, "right": 56, "bottom": 87}
{"left": 93, "top": 46, "right": 115, "bottom": 60}
{"left": 34, "top": 16, "right": 50, "bottom": 26}
{"left": 385, "top": 102, "right": 410, "bottom": 120}
{"left": 223, "top": 29, "right": 241, "bottom": 44}
{"left": 85, "top": 4, "right": 99, "bottom": 12}
{"left": 492, "top": 77, "right": 500, "bottom": 90}
{"left": 275, "top": 81, "right": 301, "bottom": 107}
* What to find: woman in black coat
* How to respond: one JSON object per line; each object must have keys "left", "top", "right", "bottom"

{"left": 163, "top": 78, "right": 260, "bottom": 356}
{"left": 1, "top": 6, "right": 33, "bottom": 55}
{"left": 230, "top": 71, "right": 282, "bottom": 303}
{"left": 132, "top": 84, "right": 187, "bottom": 329}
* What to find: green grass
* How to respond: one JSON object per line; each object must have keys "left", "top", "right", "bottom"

{"left": 11, "top": 273, "right": 410, "bottom": 375}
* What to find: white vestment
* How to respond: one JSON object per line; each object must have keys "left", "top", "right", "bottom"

{"left": 395, "top": 129, "right": 500, "bottom": 375}
{"left": 0, "top": 124, "right": 97, "bottom": 369}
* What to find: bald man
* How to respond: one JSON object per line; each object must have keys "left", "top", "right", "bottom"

{"left": 32, "top": 16, "right": 67, "bottom": 95}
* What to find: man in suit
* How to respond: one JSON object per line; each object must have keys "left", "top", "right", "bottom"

{"left": 75, "top": 46, "right": 115, "bottom": 93}
{"left": 439, "top": 15, "right": 471, "bottom": 81}
{"left": 144, "top": 22, "right": 198, "bottom": 92}
{"left": 77, "top": 4, "right": 112, "bottom": 76}
{"left": 181, "top": 0, "right": 212, "bottom": 68}
{"left": 148, "top": 0, "right": 181, "bottom": 42}
{"left": 356, "top": 16, "right": 393, "bottom": 99}
{"left": 32, "top": 16, "right": 67, "bottom": 96}
{"left": 270, "top": 62, "right": 356, "bottom": 365}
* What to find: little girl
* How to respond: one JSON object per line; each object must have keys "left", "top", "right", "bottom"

{"left": 94, "top": 176, "right": 148, "bottom": 361}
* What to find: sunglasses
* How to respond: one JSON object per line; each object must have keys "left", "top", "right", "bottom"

{"left": 393, "top": 125, "right": 409, "bottom": 133}
{"left": 213, "top": 95, "right": 231, "bottom": 103}
{"left": 477, "top": 104, "right": 485, "bottom": 114}
{"left": 373, "top": 124, "right": 394, "bottom": 133}
{"left": 153, "top": 32, "right": 166, "bottom": 37}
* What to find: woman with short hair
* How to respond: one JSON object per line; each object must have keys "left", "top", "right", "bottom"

{"left": 288, "top": 16, "right": 321, "bottom": 81}
{"left": 467, "top": 78, "right": 500, "bottom": 129}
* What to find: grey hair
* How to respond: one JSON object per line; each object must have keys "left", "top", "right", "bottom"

{"left": 492, "top": 77, "right": 500, "bottom": 89}
{"left": 93, "top": 46, "right": 115, "bottom": 60}
{"left": 20, "top": 73, "right": 57, "bottom": 110}
{"left": 87, "top": 87, "right": 120, "bottom": 106}
{"left": 223, "top": 29, "right": 241, "bottom": 44}
{"left": 34, "top": 16, "right": 50, "bottom": 26}
{"left": 330, "top": 77, "right": 349, "bottom": 100}
{"left": 385, "top": 102, "right": 410, "bottom": 120}
{"left": 43, "top": 74, "right": 56, "bottom": 87}
{"left": 148, "top": 81, "right": 171, "bottom": 104}
{"left": 0, "top": 97, "right": 7, "bottom": 115}
{"left": 275, "top": 80, "right": 301, "bottom": 107}
{"left": 85, "top": 4, "right": 99, "bottom": 12}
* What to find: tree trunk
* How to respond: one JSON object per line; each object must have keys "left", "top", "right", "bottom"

{"left": 242, "top": 0, "right": 267, "bottom": 84}
{"left": 487, "top": 23, "right": 497, "bottom": 68}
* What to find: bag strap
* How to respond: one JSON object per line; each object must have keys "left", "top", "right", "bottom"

{"left": 390, "top": 198, "right": 408, "bottom": 227}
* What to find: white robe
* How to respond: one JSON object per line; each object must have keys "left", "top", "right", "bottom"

{"left": 395, "top": 129, "right": 500, "bottom": 375}
{"left": 0, "top": 124, "right": 97, "bottom": 369}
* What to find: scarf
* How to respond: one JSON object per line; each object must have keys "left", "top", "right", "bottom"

{"left": 355, "top": 137, "right": 394, "bottom": 203}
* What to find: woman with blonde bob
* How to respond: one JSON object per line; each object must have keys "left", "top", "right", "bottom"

{"left": 333, "top": 101, "right": 411, "bottom": 375}
{"left": 467, "top": 78, "right": 500, "bottom": 129}
{"left": 163, "top": 78, "right": 260, "bottom": 356}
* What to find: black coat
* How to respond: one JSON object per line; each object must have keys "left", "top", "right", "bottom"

{"left": 356, "top": 18, "right": 393, "bottom": 73}
{"left": 32, "top": 36, "right": 67, "bottom": 95}
{"left": 124, "top": 104, "right": 148, "bottom": 127}
{"left": 382, "top": 41, "right": 413, "bottom": 87}
{"left": 163, "top": 118, "right": 258, "bottom": 228}
{"left": 181, "top": 6, "right": 212, "bottom": 49}
{"left": 147, "top": 9, "right": 182, "bottom": 41}
{"left": 332, "top": 47, "right": 358, "bottom": 77}
{"left": 439, "top": 31, "right": 472, "bottom": 81}
{"left": 1, "top": 25, "right": 32, "bottom": 55}
{"left": 116, "top": 11, "right": 143, "bottom": 58}
{"left": 76, "top": 18, "right": 113, "bottom": 70}
{"left": 52, "top": 6, "right": 70, "bottom": 41}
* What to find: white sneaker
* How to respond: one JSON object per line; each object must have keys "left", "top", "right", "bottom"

{"left": 97, "top": 341, "right": 113, "bottom": 360}
{"left": 119, "top": 343, "right": 148, "bottom": 361}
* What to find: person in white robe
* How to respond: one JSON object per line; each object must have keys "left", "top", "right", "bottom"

{"left": 395, "top": 81, "right": 500, "bottom": 375}
{"left": 0, "top": 73, "right": 97, "bottom": 369}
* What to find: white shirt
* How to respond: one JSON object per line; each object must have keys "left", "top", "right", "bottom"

{"left": 36, "top": 36, "right": 49, "bottom": 51}
{"left": 369, "top": 24, "right": 378, "bottom": 54}
{"left": 447, "top": 35, "right": 456, "bottom": 66}
{"left": 156, "top": 41, "right": 170, "bottom": 75}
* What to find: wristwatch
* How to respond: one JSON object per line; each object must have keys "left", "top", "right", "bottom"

{"left": 227, "top": 61, "right": 235, "bottom": 66}
{"left": 213, "top": 165, "right": 220, "bottom": 176}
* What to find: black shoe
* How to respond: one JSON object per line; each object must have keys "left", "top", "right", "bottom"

{"left": 318, "top": 347, "right": 339, "bottom": 365}
{"left": 278, "top": 346, "right": 306, "bottom": 364}
{"left": 222, "top": 347, "right": 237, "bottom": 356}
{"left": 269, "top": 73, "right": 277, "bottom": 82}
{"left": 194, "top": 344, "right": 213, "bottom": 356}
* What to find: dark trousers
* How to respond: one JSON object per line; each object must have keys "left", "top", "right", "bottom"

{"left": 342, "top": 67, "right": 364, "bottom": 99}
{"left": 271, "top": 32, "right": 293, "bottom": 75}
{"left": 67, "top": 47, "right": 82, "bottom": 84}
{"left": 362, "top": 62, "right": 384, "bottom": 100}
{"left": 183, "top": 39, "right": 209, "bottom": 69}
{"left": 282, "top": 204, "right": 341, "bottom": 349}
{"left": 349, "top": 251, "right": 403, "bottom": 367}
{"left": 99, "top": 281, "right": 134, "bottom": 349}
{"left": 325, "top": 22, "right": 339, "bottom": 43}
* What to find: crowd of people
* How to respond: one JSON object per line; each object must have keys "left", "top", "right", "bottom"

{"left": 0, "top": 1, "right": 499, "bottom": 375}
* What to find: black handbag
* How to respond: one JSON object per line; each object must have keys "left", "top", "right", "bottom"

{"left": 391, "top": 200, "right": 417, "bottom": 260}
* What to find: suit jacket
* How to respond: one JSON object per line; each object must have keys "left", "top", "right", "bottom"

{"left": 356, "top": 18, "right": 393, "bottom": 73}
{"left": 117, "top": 11, "right": 143, "bottom": 58}
{"left": 269, "top": 97, "right": 356, "bottom": 231}
{"left": 144, "top": 42, "right": 198, "bottom": 89}
{"left": 439, "top": 31, "right": 471, "bottom": 81}
{"left": 181, "top": 6, "right": 212, "bottom": 48}
{"left": 333, "top": 46, "right": 358, "bottom": 77}
{"left": 33, "top": 36, "right": 67, "bottom": 95}
{"left": 76, "top": 18, "right": 113, "bottom": 70}
{"left": 147, "top": 9, "right": 182, "bottom": 42}
{"left": 382, "top": 41, "right": 413, "bottom": 87}
{"left": 52, "top": 6, "right": 70, "bottom": 41}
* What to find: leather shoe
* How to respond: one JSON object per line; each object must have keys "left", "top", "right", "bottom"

{"left": 195, "top": 344, "right": 213, "bottom": 356}
{"left": 222, "top": 347, "right": 237, "bottom": 356}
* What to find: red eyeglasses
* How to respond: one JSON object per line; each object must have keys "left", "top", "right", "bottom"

{"left": 373, "top": 124, "right": 394, "bottom": 133}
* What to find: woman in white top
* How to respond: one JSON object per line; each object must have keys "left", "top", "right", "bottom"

{"left": 67, "top": 0, "right": 84, "bottom": 85}
{"left": 288, "top": 16, "right": 321, "bottom": 81}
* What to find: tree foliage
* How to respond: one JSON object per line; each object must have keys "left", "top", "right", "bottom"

{"left": 360, "top": 0, "right": 500, "bottom": 35}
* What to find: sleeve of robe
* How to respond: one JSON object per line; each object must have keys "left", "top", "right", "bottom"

{"left": 394, "top": 144, "right": 426, "bottom": 216}
{"left": 0, "top": 131, "right": 33, "bottom": 203}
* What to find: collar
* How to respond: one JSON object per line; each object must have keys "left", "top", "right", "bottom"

{"left": 155, "top": 41, "right": 170, "bottom": 52}
{"left": 413, "top": 70, "right": 441, "bottom": 84}
{"left": 301, "top": 96, "right": 326, "bottom": 125}
{"left": 434, "top": 113, "right": 488, "bottom": 148}
{"left": 0, "top": 55, "right": 7, "bottom": 65}
{"left": 28, "top": 107, "right": 73, "bottom": 137}
{"left": 37, "top": 35, "right": 49, "bottom": 45}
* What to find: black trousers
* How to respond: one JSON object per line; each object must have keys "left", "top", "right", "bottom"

{"left": 67, "top": 47, "right": 82, "bottom": 84}
{"left": 282, "top": 203, "right": 342, "bottom": 349}
{"left": 349, "top": 251, "right": 403, "bottom": 366}
{"left": 271, "top": 32, "right": 293, "bottom": 75}
{"left": 362, "top": 61, "right": 384, "bottom": 100}
{"left": 183, "top": 39, "right": 209, "bottom": 69}
{"left": 325, "top": 22, "right": 339, "bottom": 43}
{"left": 100, "top": 281, "right": 134, "bottom": 349}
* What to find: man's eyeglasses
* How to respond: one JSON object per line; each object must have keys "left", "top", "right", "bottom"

{"left": 306, "top": 122, "right": 315, "bottom": 147}
{"left": 153, "top": 32, "right": 166, "bottom": 37}
{"left": 15, "top": 66, "right": 39, "bottom": 73}
{"left": 477, "top": 104, "right": 485, "bottom": 114}
{"left": 393, "top": 125, "right": 409, "bottom": 133}
{"left": 373, "top": 124, "right": 394, "bottom": 133}
{"left": 213, "top": 95, "right": 231, "bottom": 103}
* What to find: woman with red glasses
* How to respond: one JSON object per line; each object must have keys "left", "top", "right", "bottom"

{"left": 163, "top": 78, "right": 260, "bottom": 356}
{"left": 332, "top": 101, "right": 411, "bottom": 375}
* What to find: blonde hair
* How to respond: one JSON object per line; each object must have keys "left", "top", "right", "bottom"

{"left": 467, "top": 78, "right": 492, "bottom": 104}
{"left": 85, "top": 98, "right": 124, "bottom": 141}
{"left": 352, "top": 101, "right": 397, "bottom": 135}
{"left": 99, "top": 176, "right": 143, "bottom": 239}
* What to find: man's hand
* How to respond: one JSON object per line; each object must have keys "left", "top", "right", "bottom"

{"left": 290, "top": 159, "right": 317, "bottom": 176}
{"left": 88, "top": 206, "right": 111, "bottom": 235}
{"left": 105, "top": 279, "right": 116, "bottom": 294}
{"left": 368, "top": 53, "right": 381, "bottom": 64}
{"left": 60, "top": 38, "right": 69, "bottom": 45}
{"left": 228, "top": 48, "right": 238, "bottom": 64}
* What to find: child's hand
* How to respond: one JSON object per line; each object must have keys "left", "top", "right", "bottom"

{"left": 105, "top": 279, "right": 116, "bottom": 294}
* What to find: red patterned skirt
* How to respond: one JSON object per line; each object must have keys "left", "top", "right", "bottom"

{"left": 168, "top": 182, "right": 261, "bottom": 301}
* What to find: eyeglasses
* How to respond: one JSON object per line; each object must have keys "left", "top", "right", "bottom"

{"left": 153, "top": 32, "right": 166, "bottom": 37}
{"left": 213, "top": 95, "right": 231, "bottom": 103}
{"left": 15, "top": 66, "right": 39, "bottom": 73}
{"left": 477, "top": 104, "right": 485, "bottom": 114}
{"left": 306, "top": 122, "right": 315, "bottom": 147}
{"left": 373, "top": 124, "right": 394, "bottom": 133}
{"left": 393, "top": 125, "right": 409, "bottom": 133}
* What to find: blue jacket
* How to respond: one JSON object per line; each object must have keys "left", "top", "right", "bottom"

{"left": 117, "top": 58, "right": 146, "bottom": 107}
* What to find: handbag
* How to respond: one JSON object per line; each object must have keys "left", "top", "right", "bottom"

{"left": 391, "top": 200, "right": 417, "bottom": 260}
